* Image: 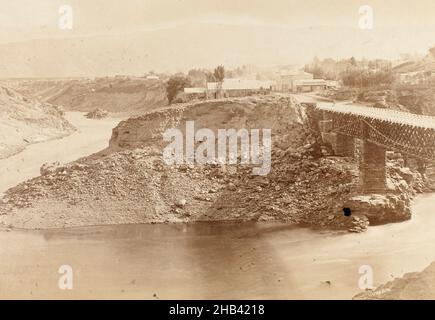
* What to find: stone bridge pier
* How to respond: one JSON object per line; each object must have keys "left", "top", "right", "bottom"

{"left": 319, "top": 118, "right": 386, "bottom": 194}
{"left": 358, "top": 140, "right": 386, "bottom": 193}
{"left": 319, "top": 116, "right": 355, "bottom": 157}
{"left": 310, "top": 101, "right": 435, "bottom": 224}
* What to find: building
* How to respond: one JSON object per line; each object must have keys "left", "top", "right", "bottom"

{"left": 184, "top": 78, "right": 274, "bottom": 100}
{"left": 293, "top": 79, "right": 327, "bottom": 93}
{"left": 146, "top": 75, "right": 160, "bottom": 80}
{"left": 274, "top": 70, "right": 314, "bottom": 92}
{"left": 326, "top": 80, "right": 340, "bottom": 89}
{"left": 183, "top": 87, "right": 207, "bottom": 100}
{"left": 206, "top": 79, "right": 273, "bottom": 98}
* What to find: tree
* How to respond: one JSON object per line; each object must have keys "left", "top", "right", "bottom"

{"left": 350, "top": 57, "right": 357, "bottom": 66}
{"left": 213, "top": 65, "right": 225, "bottom": 83}
{"left": 304, "top": 64, "right": 326, "bottom": 79}
{"left": 340, "top": 68, "right": 393, "bottom": 88}
{"left": 187, "top": 69, "right": 207, "bottom": 87}
{"left": 213, "top": 65, "right": 225, "bottom": 98}
{"left": 166, "top": 75, "right": 190, "bottom": 104}
{"left": 206, "top": 72, "right": 216, "bottom": 82}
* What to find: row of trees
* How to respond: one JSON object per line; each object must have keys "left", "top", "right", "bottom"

{"left": 305, "top": 56, "right": 394, "bottom": 88}
{"left": 340, "top": 68, "right": 394, "bottom": 87}
{"left": 166, "top": 65, "right": 225, "bottom": 104}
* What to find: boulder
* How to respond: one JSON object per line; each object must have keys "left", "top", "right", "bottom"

{"left": 344, "top": 194, "right": 411, "bottom": 225}
{"left": 40, "top": 162, "right": 61, "bottom": 176}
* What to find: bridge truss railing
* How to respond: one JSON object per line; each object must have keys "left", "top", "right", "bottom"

{"left": 318, "top": 106, "right": 435, "bottom": 161}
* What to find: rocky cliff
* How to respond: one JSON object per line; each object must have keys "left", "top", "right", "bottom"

{"left": 10, "top": 77, "right": 167, "bottom": 115}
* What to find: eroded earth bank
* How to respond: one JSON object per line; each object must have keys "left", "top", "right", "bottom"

{"left": 0, "top": 96, "right": 433, "bottom": 230}
{"left": 0, "top": 86, "right": 75, "bottom": 159}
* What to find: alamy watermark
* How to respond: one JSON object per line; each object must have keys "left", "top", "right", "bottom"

{"left": 163, "top": 121, "right": 271, "bottom": 176}
{"left": 359, "top": 5, "right": 374, "bottom": 30}
{"left": 58, "top": 264, "right": 73, "bottom": 290}
{"left": 58, "top": 5, "right": 73, "bottom": 30}
{"left": 358, "top": 264, "right": 374, "bottom": 290}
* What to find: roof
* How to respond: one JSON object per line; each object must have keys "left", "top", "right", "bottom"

{"left": 207, "top": 79, "right": 274, "bottom": 91}
{"left": 294, "top": 79, "right": 327, "bottom": 86}
{"left": 184, "top": 87, "right": 206, "bottom": 94}
{"left": 280, "top": 70, "right": 312, "bottom": 77}
{"left": 326, "top": 80, "right": 340, "bottom": 86}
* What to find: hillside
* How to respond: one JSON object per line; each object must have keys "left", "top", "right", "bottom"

{"left": 0, "top": 96, "right": 356, "bottom": 229}
{"left": 354, "top": 261, "right": 435, "bottom": 300}
{"left": 0, "top": 86, "right": 75, "bottom": 159}
{"left": 0, "top": 24, "right": 433, "bottom": 78}
{"left": 8, "top": 77, "right": 168, "bottom": 115}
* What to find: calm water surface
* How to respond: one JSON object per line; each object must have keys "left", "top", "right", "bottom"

{"left": 0, "top": 193, "right": 434, "bottom": 299}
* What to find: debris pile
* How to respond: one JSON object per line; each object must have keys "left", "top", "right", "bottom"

{"left": 0, "top": 96, "right": 429, "bottom": 231}
{"left": 0, "top": 144, "right": 358, "bottom": 230}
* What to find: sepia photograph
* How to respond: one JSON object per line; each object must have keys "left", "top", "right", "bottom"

{"left": 1, "top": 0, "right": 435, "bottom": 307}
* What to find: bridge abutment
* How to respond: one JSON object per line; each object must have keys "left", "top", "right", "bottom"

{"left": 319, "top": 119, "right": 355, "bottom": 157}
{"left": 313, "top": 103, "right": 432, "bottom": 226}
{"left": 335, "top": 134, "right": 355, "bottom": 157}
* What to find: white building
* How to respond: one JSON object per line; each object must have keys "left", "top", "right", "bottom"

{"left": 274, "top": 70, "right": 314, "bottom": 92}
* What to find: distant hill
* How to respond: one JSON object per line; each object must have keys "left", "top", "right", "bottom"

{"left": 0, "top": 24, "right": 433, "bottom": 78}
{"left": 393, "top": 52, "right": 435, "bottom": 74}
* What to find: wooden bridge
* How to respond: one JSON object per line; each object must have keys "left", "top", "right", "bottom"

{"left": 313, "top": 102, "right": 435, "bottom": 193}
{"left": 317, "top": 104, "right": 435, "bottom": 160}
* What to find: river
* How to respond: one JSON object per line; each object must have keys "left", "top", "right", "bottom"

{"left": 0, "top": 193, "right": 433, "bottom": 299}
{"left": 0, "top": 112, "right": 121, "bottom": 197}
{"left": 0, "top": 111, "right": 434, "bottom": 299}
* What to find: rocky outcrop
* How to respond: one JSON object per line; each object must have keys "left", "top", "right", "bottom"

{"left": 341, "top": 159, "right": 428, "bottom": 225}
{"left": 0, "top": 96, "right": 360, "bottom": 230}
{"left": 109, "top": 96, "right": 304, "bottom": 152}
{"left": 40, "top": 162, "right": 62, "bottom": 176}
{"left": 344, "top": 194, "right": 411, "bottom": 225}
{"left": 85, "top": 108, "right": 109, "bottom": 119}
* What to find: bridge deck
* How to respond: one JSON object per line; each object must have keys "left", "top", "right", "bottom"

{"left": 316, "top": 103, "right": 435, "bottom": 130}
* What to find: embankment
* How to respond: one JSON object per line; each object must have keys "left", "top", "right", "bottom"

{"left": 0, "top": 86, "right": 75, "bottom": 159}
{"left": 0, "top": 96, "right": 427, "bottom": 230}
{"left": 9, "top": 77, "right": 167, "bottom": 115}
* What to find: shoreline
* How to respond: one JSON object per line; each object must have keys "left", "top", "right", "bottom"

{"left": 1, "top": 193, "right": 435, "bottom": 300}
{"left": 0, "top": 112, "right": 122, "bottom": 196}
{"left": 0, "top": 130, "right": 75, "bottom": 161}
{"left": 0, "top": 97, "right": 429, "bottom": 232}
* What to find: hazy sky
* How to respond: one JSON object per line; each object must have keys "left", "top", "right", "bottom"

{"left": 0, "top": 0, "right": 434, "bottom": 77}
{"left": 2, "top": 0, "right": 435, "bottom": 42}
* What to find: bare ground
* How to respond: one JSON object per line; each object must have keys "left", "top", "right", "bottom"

{"left": 0, "top": 96, "right": 428, "bottom": 230}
